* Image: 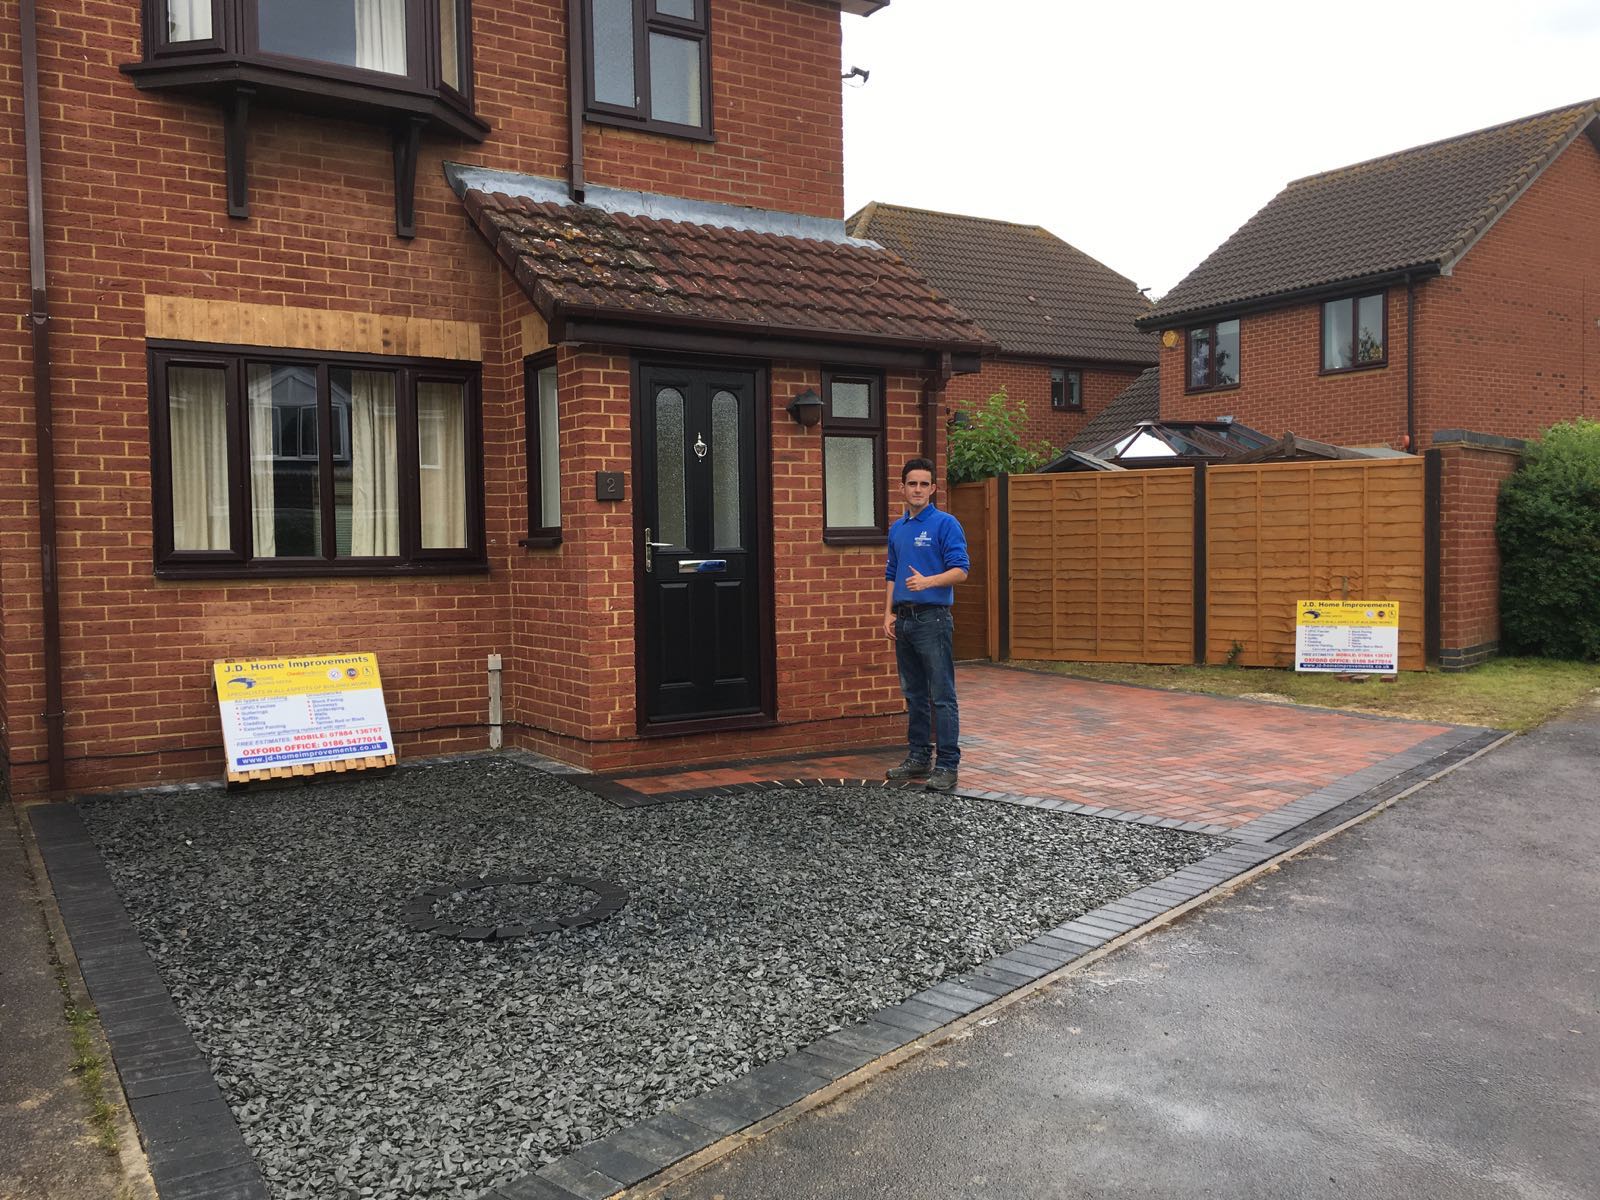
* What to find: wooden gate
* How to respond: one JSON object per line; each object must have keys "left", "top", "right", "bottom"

{"left": 946, "top": 479, "right": 998, "bottom": 661}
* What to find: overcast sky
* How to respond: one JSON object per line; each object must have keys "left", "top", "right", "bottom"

{"left": 840, "top": 0, "right": 1600, "bottom": 299}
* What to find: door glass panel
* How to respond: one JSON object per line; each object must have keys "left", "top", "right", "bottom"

{"left": 711, "top": 389, "right": 741, "bottom": 550}
{"left": 591, "top": 0, "right": 635, "bottom": 106}
{"left": 333, "top": 368, "right": 399, "bottom": 557}
{"left": 417, "top": 380, "right": 467, "bottom": 549}
{"left": 825, "top": 436, "right": 876, "bottom": 529}
{"left": 166, "top": 365, "right": 230, "bottom": 550}
{"left": 655, "top": 386, "right": 687, "bottom": 547}
{"left": 830, "top": 379, "right": 870, "bottom": 420}
{"left": 648, "top": 33, "right": 701, "bottom": 126}
{"left": 258, "top": 0, "right": 408, "bottom": 75}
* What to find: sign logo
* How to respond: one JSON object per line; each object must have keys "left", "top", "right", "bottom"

{"left": 914, "top": 531, "right": 932, "bottom": 547}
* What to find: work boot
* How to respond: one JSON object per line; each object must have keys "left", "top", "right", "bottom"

{"left": 924, "top": 767, "right": 958, "bottom": 793}
{"left": 885, "top": 756, "right": 932, "bottom": 781}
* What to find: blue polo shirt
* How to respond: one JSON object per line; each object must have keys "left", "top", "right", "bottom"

{"left": 885, "top": 502, "right": 970, "bottom": 607}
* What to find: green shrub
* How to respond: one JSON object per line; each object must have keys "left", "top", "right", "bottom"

{"left": 1497, "top": 419, "right": 1600, "bottom": 660}
{"left": 946, "top": 390, "right": 1056, "bottom": 484}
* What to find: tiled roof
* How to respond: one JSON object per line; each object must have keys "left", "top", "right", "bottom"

{"left": 458, "top": 188, "right": 992, "bottom": 355}
{"left": 1143, "top": 99, "right": 1600, "bottom": 327}
{"left": 846, "top": 203, "right": 1157, "bottom": 365}
{"left": 1067, "top": 367, "right": 1159, "bottom": 451}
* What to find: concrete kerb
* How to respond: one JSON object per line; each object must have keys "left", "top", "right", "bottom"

{"left": 12, "top": 800, "right": 158, "bottom": 1200}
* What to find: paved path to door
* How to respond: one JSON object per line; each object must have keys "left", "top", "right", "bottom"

{"left": 603, "top": 665, "right": 1472, "bottom": 831}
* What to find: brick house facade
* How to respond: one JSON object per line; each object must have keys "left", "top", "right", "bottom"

{"left": 1146, "top": 101, "right": 1600, "bottom": 451}
{"left": 1, "top": 0, "right": 991, "bottom": 798}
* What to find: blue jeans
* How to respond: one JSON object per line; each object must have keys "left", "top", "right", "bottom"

{"left": 894, "top": 604, "right": 959, "bottom": 770}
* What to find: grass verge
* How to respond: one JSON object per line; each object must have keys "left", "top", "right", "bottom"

{"left": 1009, "top": 656, "right": 1598, "bottom": 732}
{"left": 54, "top": 948, "right": 121, "bottom": 1156}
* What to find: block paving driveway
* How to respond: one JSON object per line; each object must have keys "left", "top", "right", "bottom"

{"left": 608, "top": 664, "right": 1461, "bottom": 830}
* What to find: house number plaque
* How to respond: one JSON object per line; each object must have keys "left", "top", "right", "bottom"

{"left": 594, "top": 471, "right": 625, "bottom": 501}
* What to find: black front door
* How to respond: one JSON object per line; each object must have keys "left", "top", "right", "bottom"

{"left": 637, "top": 361, "right": 766, "bottom": 725}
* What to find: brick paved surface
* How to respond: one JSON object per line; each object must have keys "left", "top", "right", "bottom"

{"left": 608, "top": 665, "right": 1459, "bottom": 828}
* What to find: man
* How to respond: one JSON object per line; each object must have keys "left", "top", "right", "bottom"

{"left": 883, "top": 457, "right": 970, "bottom": 792}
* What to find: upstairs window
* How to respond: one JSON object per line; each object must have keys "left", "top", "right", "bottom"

{"left": 1187, "top": 318, "right": 1240, "bottom": 392}
{"left": 582, "top": 0, "right": 712, "bottom": 139}
{"left": 1050, "top": 367, "right": 1083, "bottom": 411}
{"left": 1322, "top": 292, "right": 1387, "bottom": 373}
{"left": 822, "top": 370, "right": 885, "bottom": 544}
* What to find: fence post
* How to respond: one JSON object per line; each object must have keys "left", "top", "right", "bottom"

{"left": 1192, "top": 463, "right": 1208, "bottom": 665}
{"left": 1424, "top": 449, "right": 1442, "bottom": 666}
{"left": 996, "top": 473, "right": 1010, "bottom": 663}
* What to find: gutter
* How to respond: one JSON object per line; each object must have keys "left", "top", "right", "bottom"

{"left": 21, "top": 0, "right": 67, "bottom": 794}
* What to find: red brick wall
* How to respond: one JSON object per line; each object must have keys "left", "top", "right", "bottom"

{"left": 1414, "top": 136, "right": 1600, "bottom": 442}
{"left": 1156, "top": 294, "right": 1412, "bottom": 447}
{"left": 945, "top": 359, "right": 1146, "bottom": 454}
{"left": 0, "top": 0, "right": 886, "bottom": 795}
{"left": 1434, "top": 437, "right": 1523, "bottom": 670}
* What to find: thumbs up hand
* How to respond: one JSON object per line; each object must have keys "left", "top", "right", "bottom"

{"left": 906, "top": 567, "right": 928, "bottom": 593}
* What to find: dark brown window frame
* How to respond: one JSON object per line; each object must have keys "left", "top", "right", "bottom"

{"left": 1050, "top": 366, "right": 1083, "bottom": 411}
{"left": 1184, "top": 318, "right": 1242, "bottom": 394}
{"left": 522, "top": 351, "right": 562, "bottom": 548}
{"left": 579, "top": 0, "right": 715, "bottom": 142}
{"left": 123, "top": 0, "right": 487, "bottom": 234}
{"left": 820, "top": 368, "right": 886, "bottom": 546}
{"left": 1319, "top": 290, "right": 1389, "bottom": 375}
{"left": 148, "top": 341, "right": 486, "bottom": 579}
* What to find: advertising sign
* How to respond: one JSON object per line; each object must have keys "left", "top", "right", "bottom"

{"left": 213, "top": 654, "right": 394, "bottom": 778}
{"left": 1294, "top": 601, "right": 1400, "bottom": 673}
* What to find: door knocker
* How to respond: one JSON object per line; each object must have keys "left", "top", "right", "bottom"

{"left": 693, "top": 433, "right": 708, "bottom": 460}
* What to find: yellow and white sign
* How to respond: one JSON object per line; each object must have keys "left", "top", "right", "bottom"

{"left": 214, "top": 654, "right": 394, "bottom": 776}
{"left": 1295, "top": 601, "right": 1400, "bottom": 673}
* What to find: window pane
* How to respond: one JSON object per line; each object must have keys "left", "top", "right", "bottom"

{"left": 648, "top": 32, "right": 701, "bottom": 126}
{"left": 655, "top": 386, "right": 686, "bottom": 547}
{"left": 417, "top": 381, "right": 467, "bottom": 549}
{"left": 657, "top": 0, "right": 695, "bottom": 17}
{"left": 1050, "top": 368, "right": 1065, "bottom": 409}
{"left": 830, "top": 379, "right": 870, "bottom": 420}
{"left": 591, "top": 0, "right": 636, "bottom": 106}
{"left": 1357, "top": 294, "right": 1385, "bottom": 362}
{"left": 258, "top": 0, "right": 407, "bottom": 76}
{"left": 1188, "top": 327, "right": 1211, "bottom": 389}
{"left": 1214, "top": 320, "right": 1240, "bottom": 386}
{"left": 168, "top": 0, "right": 213, "bottom": 41}
{"left": 249, "top": 364, "right": 320, "bottom": 557}
{"left": 712, "top": 389, "right": 741, "bottom": 550}
{"left": 335, "top": 368, "right": 399, "bottom": 558}
{"left": 439, "top": 0, "right": 461, "bottom": 90}
{"left": 825, "top": 436, "right": 876, "bottom": 530}
{"left": 1067, "top": 370, "right": 1082, "bottom": 407}
{"left": 537, "top": 365, "right": 560, "bottom": 528}
{"left": 1323, "top": 299, "right": 1353, "bottom": 370}
{"left": 167, "top": 366, "right": 230, "bottom": 551}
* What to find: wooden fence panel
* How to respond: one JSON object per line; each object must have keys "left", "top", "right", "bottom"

{"left": 1206, "top": 459, "right": 1425, "bottom": 669}
{"left": 1008, "top": 470, "right": 1194, "bottom": 663}
{"left": 946, "top": 480, "right": 995, "bottom": 661}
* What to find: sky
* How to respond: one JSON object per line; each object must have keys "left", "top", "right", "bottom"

{"left": 840, "top": 0, "right": 1600, "bottom": 299}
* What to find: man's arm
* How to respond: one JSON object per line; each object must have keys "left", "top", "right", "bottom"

{"left": 883, "top": 579, "right": 897, "bottom": 640}
{"left": 904, "top": 565, "right": 968, "bottom": 591}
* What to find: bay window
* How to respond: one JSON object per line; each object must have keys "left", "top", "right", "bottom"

{"left": 151, "top": 346, "right": 483, "bottom": 575}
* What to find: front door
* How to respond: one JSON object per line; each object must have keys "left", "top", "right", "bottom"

{"left": 637, "top": 361, "right": 767, "bottom": 725}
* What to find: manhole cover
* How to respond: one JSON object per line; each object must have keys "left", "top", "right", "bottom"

{"left": 402, "top": 873, "right": 627, "bottom": 941}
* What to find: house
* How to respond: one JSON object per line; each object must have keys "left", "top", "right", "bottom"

{"left": 1139, "top": 99, "right": 1600, "bottom": 449}
{"left": 846, "top": 204, "right": 1157, "bottom": 450}
{"left": 1040, "top": 417, "right": 1273, "bottom": 472}
{"left": 0, "top": 0, "right": 995, "bottom": 798}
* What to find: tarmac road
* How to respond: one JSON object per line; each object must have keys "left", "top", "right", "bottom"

{"left": 663, "top": 693, "right": 1600, "bottom": 1200}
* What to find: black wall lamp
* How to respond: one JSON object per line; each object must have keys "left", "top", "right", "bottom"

{"left": 786, "top": 388, "right": 824, "bottom": 428}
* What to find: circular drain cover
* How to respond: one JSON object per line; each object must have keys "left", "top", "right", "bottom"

{"left": 401, "top": 873, "right": 627, "bottom": 941}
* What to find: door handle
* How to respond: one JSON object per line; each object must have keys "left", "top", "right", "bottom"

{"left": 644, "top": 527, "right": 674, "bottom": 572}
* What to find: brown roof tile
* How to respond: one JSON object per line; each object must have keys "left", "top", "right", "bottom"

{"left": 1143, "top": 99, "right": 1600, "bottom": 327}
{"left": 846, "top": 203, "right": 1157, "bottom": 366}
{"left": 459, "top": 188, "right": 992, "bottom": 354}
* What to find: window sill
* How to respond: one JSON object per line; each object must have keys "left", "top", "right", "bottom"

{"left": 1184, "top": 382, "right": 1241, "bottom": 396}
{"left": 1319, "top": 360, "right": 1388, "bottom": 377}
{"left": 519, "top": 534, "right": 563, "bottom": 550}
{"left": 155, "top": 560, "right": 490, "bottom": 581}
{"left": 584, "top": 108, "right": 715, "bottom": 144}
{"left": 824, "top": 532, "right": 888, "bottom": 547}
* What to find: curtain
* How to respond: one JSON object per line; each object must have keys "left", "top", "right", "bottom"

{"left": 167, "top": 0, "right": 212, "bottom": 42}
{"left": 247, "top": 365, "right": 277, "bottom": 558}
{"left": 350, "top": 372, "right": 400, "bottom": 556}
{"left": 168, "top": 367, "right": 229, "bottom": 551}
{"left": 354, "top": 0, "right": 407, "bottom": 75}
{"left": 418, "top": 382, "right": 466, "bottom": 549}
{"left": 438, "top": 0, "right": 460, "bottom": 90}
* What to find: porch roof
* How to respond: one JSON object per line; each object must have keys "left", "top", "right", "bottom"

{"left": 449, "top": 167, "right": 994, "bottom": 363}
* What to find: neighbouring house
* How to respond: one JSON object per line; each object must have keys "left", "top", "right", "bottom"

{"left": 0, "top": 0, "right": 996, "bottom": 798}
{"left": 846, "top": 204, "right": 1157, "bottom": 452}
{"left": 1139, "top": 99, "right": 1600, "bottom": 450}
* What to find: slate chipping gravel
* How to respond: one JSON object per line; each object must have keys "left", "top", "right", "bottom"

{"left": 81, "top": 758, "right": 1225, "bottom": 1200}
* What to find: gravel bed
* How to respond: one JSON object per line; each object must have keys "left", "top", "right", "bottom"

{"left": 83, "top": 758, "right": 1225, "bottom": 1200}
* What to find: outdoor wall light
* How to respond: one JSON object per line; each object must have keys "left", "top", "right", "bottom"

{"left": 786, "top": 389, "right": 824, "bottom": 428}
{"left": 948, "top": 410, "right": 971, "bottom": 431}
